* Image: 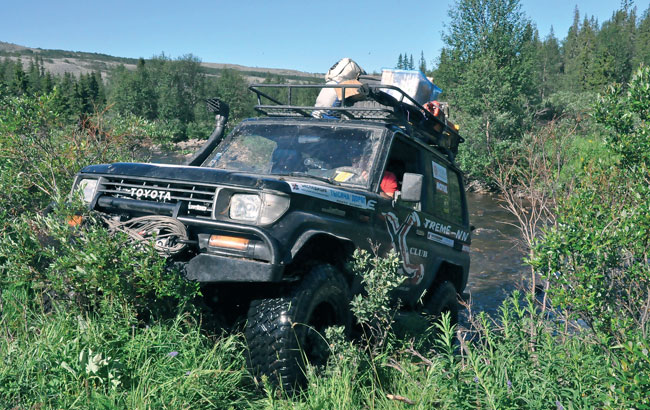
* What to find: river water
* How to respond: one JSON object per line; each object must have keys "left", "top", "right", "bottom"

{"left": 148, "top": 150, "right": 527, "bottom": 316}
{"left": 465, "top": 192, "right": 528, "bottom": 316}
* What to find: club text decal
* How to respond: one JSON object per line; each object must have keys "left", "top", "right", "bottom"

{"left": 424, "top": 217, "right": 469, "bottom": 242}
{"left": 384, "top": 211, "right": 425, "bottom": 285}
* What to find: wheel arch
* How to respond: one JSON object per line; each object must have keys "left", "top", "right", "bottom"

{"left": 288, "top": 231, "right": 356, "bottom": 276}
{"left": 421, "top": 260, "right": 466, "bottom": 308}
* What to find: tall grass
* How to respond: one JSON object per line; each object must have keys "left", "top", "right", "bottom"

{"left": 0, "top": 294, "right": 255, "bottom": 408}
{"left": 1, "top": 290, "right": 617, "bottom": 408}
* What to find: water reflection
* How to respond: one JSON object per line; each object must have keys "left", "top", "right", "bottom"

{"left": 466, "top": 192, "right": 528, "bottom": 316}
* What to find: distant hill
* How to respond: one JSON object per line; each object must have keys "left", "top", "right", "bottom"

{"left": 0, "top": 41, "right": 322, "bottom": 82}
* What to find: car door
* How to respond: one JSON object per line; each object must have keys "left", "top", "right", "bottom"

{"left": 373, "top": 134, "right": 434, "bottom": 306}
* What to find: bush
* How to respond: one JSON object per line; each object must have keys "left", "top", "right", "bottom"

{"left": 348, "top": 249, "right": 403, "bottom": 351}
{"left": 533, "top": 66, "right": 650, "bottom": 341}
{"left": 0, "top": 91, "right": 145, "bottom": 222}
{"left": 0, "top": 202, "right": 199, "bottom": 318}
{"left": 532, "top": 66, "right": 650, "bottom": 408}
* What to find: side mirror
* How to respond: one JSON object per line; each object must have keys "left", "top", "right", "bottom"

{"left": 400, "top": 173, "right": 423, "bottom": 202}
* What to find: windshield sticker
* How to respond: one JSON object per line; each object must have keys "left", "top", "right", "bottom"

{"left": 334, "top": 171, "right": 354, "bottom": 182}
{"left": 383, "top": 211, "right": 425, "bottom": 285}
{"left": 298, "top": 135, "right": 320, "bottom": 143}
{"left": 289, "top": 182, "right": 369, "bottom": 209}
{"left": 436, "top": 181, "right": 448, "bottom": 194}
{"left": 432, "top": 161, "right": 448, "bottom": 183}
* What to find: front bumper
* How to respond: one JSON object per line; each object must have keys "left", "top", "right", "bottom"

{"left": 184, "top": 253, "right": 284, "bottom": 282}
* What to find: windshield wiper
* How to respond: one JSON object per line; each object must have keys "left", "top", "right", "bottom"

{"left": 284, "top": 172, "right": 340, "bottom": 186}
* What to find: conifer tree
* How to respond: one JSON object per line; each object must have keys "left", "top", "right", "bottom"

{"left": 110, "top": 59, "right": 157, "bottom": 120}
{"left": 576, "top": 16, "right": 602, "bottom": 90}
{"left": 634, "top": 6, "right": 650, "bottom": 67}
{"left": 0, "top": 58, "right": 9, "bottom": 90}
{"left": 419, "top": 51, "right": 427, "bottom": 74}
{"left": 27, "top": 58, "right": 41, "bottom": 94}
{"left": 538, "top": 27, "right": 562, "bottom": 99}
{"left": 11, "top": 59, "right": 28, "bottom": 95}
{"left": 596, "top": 5, "right": 636, "bottom": 85}
{"left": 562, "top": 7, "right": 583, "bottom": 91}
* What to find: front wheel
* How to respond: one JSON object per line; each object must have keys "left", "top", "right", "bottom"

{"left": 245, "top": 264, "right": 351, "bottom": 392}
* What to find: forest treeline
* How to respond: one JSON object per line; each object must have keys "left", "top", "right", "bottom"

{"left": 0, "top": 53, "right": 319, "bottom": 142}
{"left": 432, "top": 1, "right": 650, "bottom": 181}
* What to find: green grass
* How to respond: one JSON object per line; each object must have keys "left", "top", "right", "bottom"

{"left": 0, "top": 287, "right": 620, "bottom": 409}
{"left": 0, "top": 296, "right": 256, "bottom": 408}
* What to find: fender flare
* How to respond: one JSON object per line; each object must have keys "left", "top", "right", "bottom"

{"left": 289, "top": 230, "right": 355, "bottom": 261}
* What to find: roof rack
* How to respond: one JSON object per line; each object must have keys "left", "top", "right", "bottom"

{"left": 248, "top": 83, "right": 464, "bottom": 156}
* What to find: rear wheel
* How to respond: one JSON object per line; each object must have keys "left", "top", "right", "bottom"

{"left": 245, "top": 264, "right": 351, "bottom": 392}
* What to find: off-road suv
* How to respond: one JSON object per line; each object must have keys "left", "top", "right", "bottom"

{"left": 72, "top": 83, "right": 471, "bottom": 390}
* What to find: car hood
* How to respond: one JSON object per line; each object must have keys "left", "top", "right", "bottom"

{"left": 79, "top": 162, "right": 293, "bottom": 194}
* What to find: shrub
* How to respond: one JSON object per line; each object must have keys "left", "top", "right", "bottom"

{"left": 348, "top": 249, "right": 403, "bottom": 351}
{"left": 532, "top": 65, "right": 650, "bottom": 408}
{"left": 0, "top": 91, "right": 143, "bottom": 222}
{"left": 533, "top": 66, "right": 650, "bottom": 341}
{"left": 0, "top": 202, "right": 199, "bottom": 318}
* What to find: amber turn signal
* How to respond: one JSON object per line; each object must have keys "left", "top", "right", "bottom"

{"left": 67, "top": 215, "right": 83, "bottom": 227}
{"left": 208, "top": 235, "right": 249, "bottom": 250}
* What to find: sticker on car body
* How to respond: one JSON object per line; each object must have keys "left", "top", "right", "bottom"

{"left": 289, "top": 181, "right": 372, "bottom": 209}
{"left": 383, "top": 211, "right": 425, "bottom": 286}
{"left": 427, "top": 232, "right": 454, "bottom": 247}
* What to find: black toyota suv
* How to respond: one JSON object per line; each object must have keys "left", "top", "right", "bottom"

{"left": 72, "top": 83, "right": 471, "bottom": 390}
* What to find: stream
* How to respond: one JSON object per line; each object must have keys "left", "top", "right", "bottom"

{"left": 465, "top": 192, "right": 528, "bottom": 316}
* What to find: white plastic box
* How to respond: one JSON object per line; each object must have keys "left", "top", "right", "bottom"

{"left": 380, "top": 69, "right": 442, "bottom": 107}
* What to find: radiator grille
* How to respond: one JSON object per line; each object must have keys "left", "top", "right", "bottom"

{"left": 98, "top": 177, "right": 217, "bottom": 218}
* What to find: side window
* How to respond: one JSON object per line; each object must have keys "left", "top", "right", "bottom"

{"left": 429, "top": 158, "right": 463, "bottom": 225}
{"left": 383, "top": 136, "right": 424, "bottom": 203}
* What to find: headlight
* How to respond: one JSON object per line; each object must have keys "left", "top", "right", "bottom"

{"left": 229, "top": 193, "right": 290, "bottom": 225}
{"left": 230, "top": 194, "right": 261, "bottom": 221}
{"left": 77, "top": 178, "right": 98, "bottom": 204}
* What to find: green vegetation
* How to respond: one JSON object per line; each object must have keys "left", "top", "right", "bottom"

{"left": 0, "top": 1, "right": 649, "bottom": 408}
{"left": 0, "top": 203, "right": 635, "bottom": 407}
{"left": 532, "top": 66, "right": 650, "bottom": 408}
{"left": 0, "top": 51, "right": 319, "bottom": 144}
{"left": 429, "top": 0, "right": 650, "bottom": 184}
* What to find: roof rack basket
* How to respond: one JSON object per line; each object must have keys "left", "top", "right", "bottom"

{"left": 249, "top": 83, "right": 464, "bottom": 156}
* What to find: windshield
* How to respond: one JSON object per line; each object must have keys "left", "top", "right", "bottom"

{"left": 202, "top": 122, "right": 384, "bottom": 186}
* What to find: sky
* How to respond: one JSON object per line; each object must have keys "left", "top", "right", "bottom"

{"left": 0, "top": 0, "right": 641, "bottom": 74}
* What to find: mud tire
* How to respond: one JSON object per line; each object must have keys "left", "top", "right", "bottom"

{"left": 245, "top": 264, "right": 351, "bottom": 392}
